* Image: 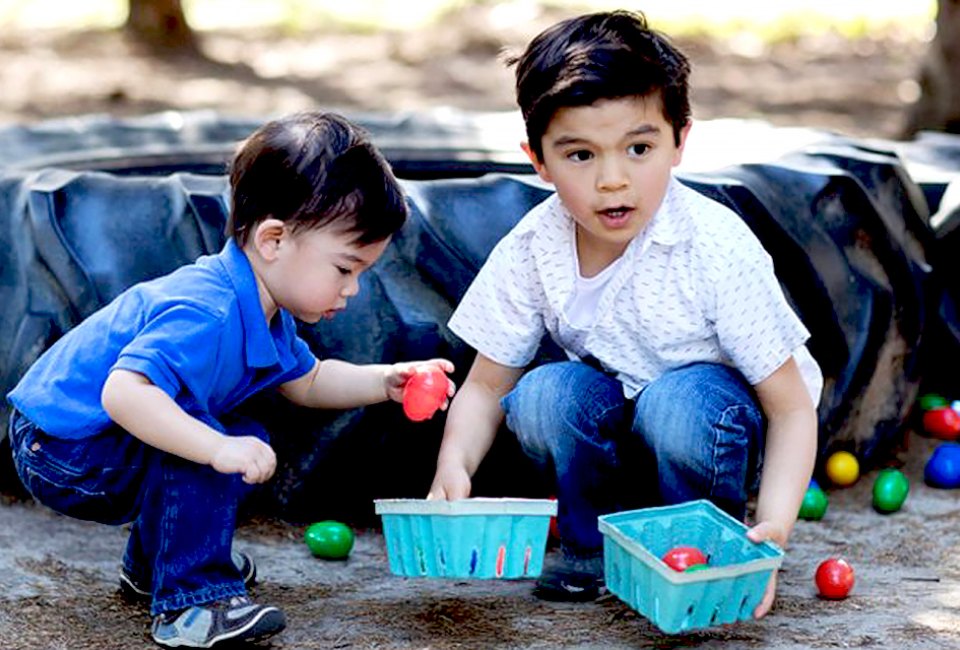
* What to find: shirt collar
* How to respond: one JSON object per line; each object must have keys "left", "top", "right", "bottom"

{"left": 218, "top": 238, "right": 281, "bottom": 369}
{"left": 635, "top": 177, "right": 692, "bottom": 251}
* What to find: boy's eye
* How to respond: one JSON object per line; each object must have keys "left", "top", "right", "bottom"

{"left": 628, "top": 143, "right": 650, "bottom": 156}
{"left": 336, "top": 266, "right": 352, "bottom": 276}
{"left": 566, "top": 150, "right": 593, "bottom": 162}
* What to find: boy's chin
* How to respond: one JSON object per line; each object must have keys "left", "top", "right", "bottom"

{"left": 293, "top": 312, "right": 324, "bottom": 324}
{"left": 316, "top": 310, "right": 341, "bottom": 322}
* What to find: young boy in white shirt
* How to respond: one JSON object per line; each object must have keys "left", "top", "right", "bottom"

{"left": 428, "top": 10, "right": 822, "bottom": 614}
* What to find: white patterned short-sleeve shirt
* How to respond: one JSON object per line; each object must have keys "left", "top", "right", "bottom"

{"left": 448, "top": 177, "right": 823, "bottom": 405}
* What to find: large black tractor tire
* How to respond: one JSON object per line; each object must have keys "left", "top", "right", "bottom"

{"left": 1, "top": 112, "right": 959, "bottom": 520}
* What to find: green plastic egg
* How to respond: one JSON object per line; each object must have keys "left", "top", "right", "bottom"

{"left": 684, "top": 563, "right": 710, "bottom": 573}
{"left": 798, "top": 486, "right": 828, "bottom": 521}
{"left": 872, "top": 468, "right": 909, "bottom": 514}
{"left": 919, "top": 393, "right": 949, "bottom": 411}
{"left": 304, "top": 520, "right": 354, "bottom": 559}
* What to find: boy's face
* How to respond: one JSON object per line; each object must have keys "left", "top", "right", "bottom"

{"left": 524, "top": 94, "right": 690, "bottom": 267}
{"left": 259, "top": 224, "right": 389, "bottom": 324}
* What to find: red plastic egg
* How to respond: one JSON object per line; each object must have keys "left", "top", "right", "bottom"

{"left": 402, "top": 368, "right": 448, "bottom": 421}
{"left": 662, "top": 546, "right": 708, "bottom": 572}
{"left": 815, "top": 557, "right": 855, "bottom": 599}
{"left": 922, "top": 407, "right": 960, "bottom": 440}
{"left": 548, "top": 495, "right": 560, "bottom": 540}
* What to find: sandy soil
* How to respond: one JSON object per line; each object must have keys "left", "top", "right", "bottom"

{"left": 0, "top": 5, "right": 952, "bottom": 649}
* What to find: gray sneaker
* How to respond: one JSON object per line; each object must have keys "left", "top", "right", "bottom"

{"left": 120, "top": 551, "right": 257, "bottom": 603}
{"left": 533, "top": 553, "right": 605, "bottom": 602}
{"left": 150, "top": 596, "right": 286, "bottom": 648}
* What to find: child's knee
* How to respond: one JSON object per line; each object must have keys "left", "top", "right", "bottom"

{"left": 504, "top": 362, "right": 625, "bottom": 458}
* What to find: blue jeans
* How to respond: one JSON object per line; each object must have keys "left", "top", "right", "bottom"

{"left": 502, "top": 361, "right": 764, "bottom": 561}
{"left": 8, "top": 409, "right": 261, "bottom": 616}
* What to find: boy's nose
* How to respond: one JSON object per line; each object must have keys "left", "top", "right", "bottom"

{"left": 596, "top": 158, "right": 629, "bottom": 191}
{"left": 341, "top": 278, "right": 360, "bottom": 298}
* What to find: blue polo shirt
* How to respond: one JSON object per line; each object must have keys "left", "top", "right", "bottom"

{"left": 7, "top": 239, "right": 317, "bottom": 439}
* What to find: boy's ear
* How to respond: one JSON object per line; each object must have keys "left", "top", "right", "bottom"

{"left": 672, "top": 121, "right": 693, "bottom": 167}
{"left": 521, "top": 141, "right": 552, "bottom": 183}
{"left": 251, "top": 218, "right": 287, "bottom": 261}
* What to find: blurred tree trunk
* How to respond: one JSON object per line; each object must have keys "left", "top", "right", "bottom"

{"left": 904, "top": 0, "right": 960, "bottom": 136}
{"left": 125, "top": 0, "right": 198, "bottom": 53}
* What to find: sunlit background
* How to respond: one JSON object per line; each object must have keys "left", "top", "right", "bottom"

{"left": 0, "top": 0, "right": 944, "bottom": 141}
{"left": 0, "top": 0, "right": 937, "bottom": 32}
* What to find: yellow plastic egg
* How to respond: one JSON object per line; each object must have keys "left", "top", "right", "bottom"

{"left": 825, "top": 451, "right": 859, "bottom": 487}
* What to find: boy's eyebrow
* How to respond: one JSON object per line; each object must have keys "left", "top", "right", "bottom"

{"left": 551, "top": 124, "right": 661, "bottom": 147}
{"left": 626, "top": 124, "right": 661, "bottom": 137}
{"left": 337, "top": 252, "right": 367, "bottom": 265}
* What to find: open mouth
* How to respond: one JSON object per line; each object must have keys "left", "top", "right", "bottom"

{"left": 598, "top": 206, "right": 634, "bottom": 226}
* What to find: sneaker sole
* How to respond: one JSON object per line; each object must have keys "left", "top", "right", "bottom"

{"left": 118, "top": 570, "right": 150, "bottom": 601}
{"left": 153, "top": 607, "right": 286, "bottom": 648}
{"left": 208, "top": 606, "right": 286, "bottom": 647}
{"left": 532, "top": 582, "right": 602, "bottom": 602}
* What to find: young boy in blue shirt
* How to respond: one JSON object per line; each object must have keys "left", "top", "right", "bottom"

{"left": 7, "top": 111, "right": 454, "bottom": 648}
{"left": 429, "top": 11, "right": 822, "bottom": 615}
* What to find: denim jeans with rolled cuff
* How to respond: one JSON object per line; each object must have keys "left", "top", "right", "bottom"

{"left": 8, "top": 408, "right": 262, "bottom": 616}
{"left": 501, "top": 361, "right": 764, "bottom": 565}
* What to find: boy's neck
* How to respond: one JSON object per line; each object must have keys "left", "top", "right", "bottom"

{"left": 241, "top": 243, "right": 280, "bottom": 325}
{"left": 574, "top": 227, "right": 631, "bottom": 278}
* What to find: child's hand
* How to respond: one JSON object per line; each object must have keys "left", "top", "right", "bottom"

{"left": 746, "top": 520, "right": 788, "bottom": 618}
{"left": 427, "top": 462, "right": 471, "bottom": 501}
{"left": 384, "top": 359, "right": 456, "bottom": 406}
{"left": 210, "top": 436, "right": 277, "bottom": 484}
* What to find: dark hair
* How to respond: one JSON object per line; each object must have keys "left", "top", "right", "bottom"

{"left": 508, "top": 10, "right": 691, "bottom": 161}
{"left": 228, "top": 111, "right": 407, "bottom": 246}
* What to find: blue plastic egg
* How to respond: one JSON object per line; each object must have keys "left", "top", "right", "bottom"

{"left": 924, "top": 443, "right": 960, "bottom": 489}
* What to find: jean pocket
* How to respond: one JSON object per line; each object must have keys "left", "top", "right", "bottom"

{"left": 16, "top": 432, "right": 125, "bottom": 523}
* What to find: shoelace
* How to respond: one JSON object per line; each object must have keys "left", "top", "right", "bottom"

{"left": 222, "top": 596, "right": 251, "bottom": 608}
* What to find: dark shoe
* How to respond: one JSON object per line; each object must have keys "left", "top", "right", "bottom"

{"left": 151, "top": 596, "right": 286, "bottom": 648}
{"left": 533, "top": 562, "right": 604, "bottom": 602}
{"left": 120, "top": 550, "right": 257, "bottom": 603}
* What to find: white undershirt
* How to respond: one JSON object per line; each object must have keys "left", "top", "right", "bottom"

{"left": 564, "top": 238, "right": 625, "bottom": 330}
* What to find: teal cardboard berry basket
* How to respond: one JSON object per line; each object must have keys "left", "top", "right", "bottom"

{"left": 598, "top": 499, "right": 784, "bottom": 634}
{"left": 374, "top": 498, "right": 557, "bottom": 579}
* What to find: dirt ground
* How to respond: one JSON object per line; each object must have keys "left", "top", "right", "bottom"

{"left": 2, "top": 430, "right": 959, "bottom": 649}
{"left": 0, "top": 5, "right": 954, "bottom": 650}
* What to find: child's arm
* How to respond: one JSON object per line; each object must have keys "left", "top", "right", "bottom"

{"left": 278, "top": 357, "right": 455, "bottom": 410}
{"left": 101, "top": 369, "right": 276, "bottom": 484}
{"left": 428, "top": 354, "right": 524, "bottom": 500}
{"left": 746, "top": 356, "right": 818, "bottom": 617}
